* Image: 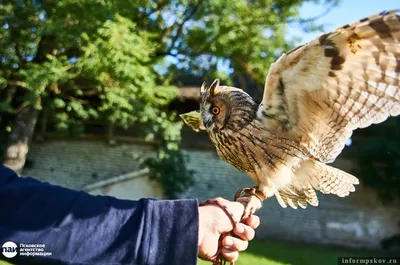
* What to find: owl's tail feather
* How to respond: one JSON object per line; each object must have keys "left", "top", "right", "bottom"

{"left": 301, "top": 160, "right": 360, "bottom": 197}
{"left": 276, "top": 159, "right": 359, "bottom": 209}
{"left": 275, "top": 186, "right": 319, "bottom": 209}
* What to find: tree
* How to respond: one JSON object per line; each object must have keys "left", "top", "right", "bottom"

{"left": 0, "top": 0, "right": 337, "bottom": 195}
{"left": 343, "top": 117, "right": 400, "bottom": 202}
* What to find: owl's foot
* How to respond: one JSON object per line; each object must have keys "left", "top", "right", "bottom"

{"left": 234, "top": 187, "right": 266, "bottom": 219}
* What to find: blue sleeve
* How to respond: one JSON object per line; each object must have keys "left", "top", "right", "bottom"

{"left": 0, "top": 163, "right": 199, "bottom": 265}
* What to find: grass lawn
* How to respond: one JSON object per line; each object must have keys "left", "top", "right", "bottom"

{"left": 1, "top": 239, "right": 380, "bottom": 265}
{"left": 197, "top": 238, "right": 380, "bottom": 265}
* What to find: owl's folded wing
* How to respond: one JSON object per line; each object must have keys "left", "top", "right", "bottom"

{"left": 258, "top": 10, "right": 400, "bottom": 163}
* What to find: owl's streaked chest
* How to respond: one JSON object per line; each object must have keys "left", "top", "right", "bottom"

{"left": 208, "top": 121, "right": 307, "bottom": 176}
{"left": 210, "top": 128, "right": 255, "bottom": 173}
{"left": 208, "top": 122, "right": 271, "bottom": 174}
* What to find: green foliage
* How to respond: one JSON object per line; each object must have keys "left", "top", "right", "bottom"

{"left": 344, "top": 117, "right": 400, "bottom": 202}
{"left": 142, "top": 146, "right": 195, "bottom": 199}
{"left": 1, "top": 0, "right": 337, "bottom": 197}
{"left": 161, "top": 0, "right": 338, "bottom": 86}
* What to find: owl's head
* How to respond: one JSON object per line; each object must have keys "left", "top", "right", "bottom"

{"left": 180, "top": 79, "right": 258, "bottom": 133}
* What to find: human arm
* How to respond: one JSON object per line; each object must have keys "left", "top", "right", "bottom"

{"left": 0, "top": 164, "right": 199, "bottom": 265}
{"left": 0, "top": 164, "right": 258, "bottom": 265}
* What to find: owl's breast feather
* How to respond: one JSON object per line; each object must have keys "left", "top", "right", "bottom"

{"left": 209, "top": 123, "right": 307, "bottom": 180}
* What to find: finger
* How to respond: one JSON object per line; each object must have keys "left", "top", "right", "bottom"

{"left": 214, "top": 198, "right": 244, "bottom": 224}
{"left": 241, "top": 214, "right": 260, "bottom": 229}
{"left": 233, "top": 223, "right": 255, "bottom": 241}
{"left": 221, "top": 249, "right": 239, "bottom": 263}
{"left": 222, "top": 236, "right": 249, "bottom": 251}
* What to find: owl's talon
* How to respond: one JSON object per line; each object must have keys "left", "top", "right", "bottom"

{"left": 234, "top": 187, "right": 265, "bottom": 219}
{"left": 234, "top": 186, "right": 266, "bottom": 202}
{"left": 237, "top": 195, "right": 263, "bottom": 218}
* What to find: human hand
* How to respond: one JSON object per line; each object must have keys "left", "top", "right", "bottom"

{"left": 197, "top": 197, "right": 260, "bottom": 263}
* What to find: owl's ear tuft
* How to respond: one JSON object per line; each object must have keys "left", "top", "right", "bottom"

{"left": 200, "top": 81, "right": 207, "bottom": 94}
{"left": 209, "top": 79, "right": 220, "bottom": 96}
{"left": 179, "top": 111, "right": 206, "bottom": 132}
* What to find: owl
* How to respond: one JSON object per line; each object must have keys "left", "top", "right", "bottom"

{"left": 180, "top": 10, "right": 400, "bottom": 217}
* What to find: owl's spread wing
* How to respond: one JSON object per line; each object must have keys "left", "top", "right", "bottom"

{"left": 259, "top": 10, "right": 400, "bottom": 163}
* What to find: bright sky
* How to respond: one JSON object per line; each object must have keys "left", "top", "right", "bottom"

{"left": 288, "top": 0, "right": 399, "bottom": 44}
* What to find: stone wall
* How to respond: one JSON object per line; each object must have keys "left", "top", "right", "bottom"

{"left": 84, "top": 169, "right": 164, "bottom": 200}
{"left": 23, "top": 139, "right": 155, "bottom": 190}
{"left": 23, "top": 139, "right": 400, "bottom": 249}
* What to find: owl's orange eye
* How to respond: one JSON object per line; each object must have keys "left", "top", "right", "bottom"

{"left": 211, "top": 106, "right": 220, "bottom": 115}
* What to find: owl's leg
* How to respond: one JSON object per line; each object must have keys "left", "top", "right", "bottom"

{"left": 258, "top": 181, "right": 277, "bottom": 198}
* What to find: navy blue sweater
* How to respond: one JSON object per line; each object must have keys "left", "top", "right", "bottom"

{"left": 0, "top": 163, "right": 199, "bottom": 265}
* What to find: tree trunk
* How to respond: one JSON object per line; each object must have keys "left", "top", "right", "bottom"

{"left": 0, "top": 82, "right": 18, "bottom": 125}
{"left": 2, "top": 105, "right": 38, "bottom": 175}
{"left": 2, "top": 34, "right": 55, "bottom": 174}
